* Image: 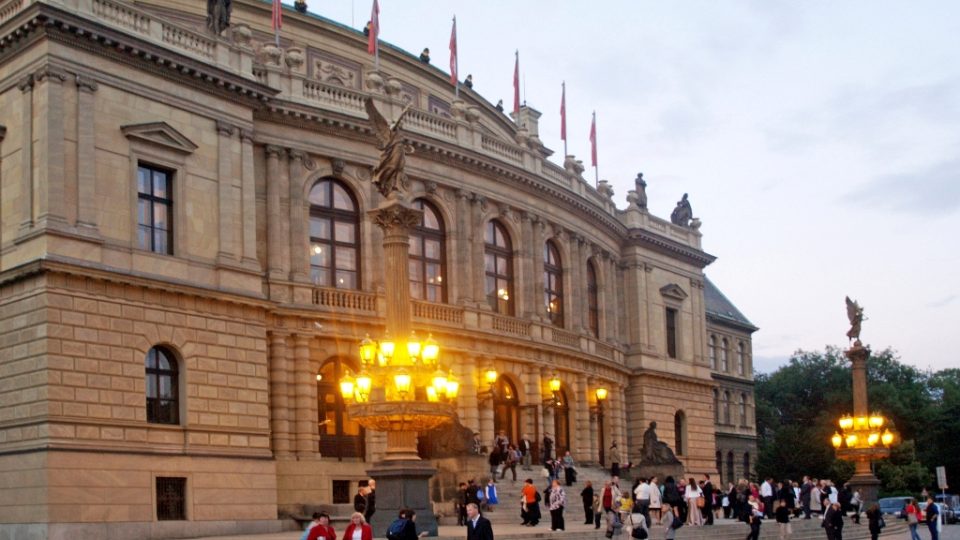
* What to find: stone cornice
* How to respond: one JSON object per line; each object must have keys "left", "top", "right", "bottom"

{"left": 625, "top": 228, "right": 716, "bottom": 268}
{"left": 0, "top": 3, "right": 278, "bottom": 106}
{"left": 711, "top": 373, "right": 756, "bottom": 387}
{"left": 706, "top": 311, "right": 759, "bottom": 333}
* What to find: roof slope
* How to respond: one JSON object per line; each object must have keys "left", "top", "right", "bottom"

{"left": 704, "top": 276, "right": 758, "bottom": 332}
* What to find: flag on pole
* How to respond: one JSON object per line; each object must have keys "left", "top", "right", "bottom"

{"left": 367, "top": 0, "right": 380, "bottom": 58}
{"left": 560, "top": 81, "right": 567, "bottom": 142}
{"left": 449, "top": 16, "right": 458, "bottom": 87}
{"left": 271, "top": 0, "right": 282, "bottom": 46}
{"left": 589, "top": 111, "right": 598, "bottom": 167}
{"left": 512, "top": 50, "right": 520, "bottom": 115}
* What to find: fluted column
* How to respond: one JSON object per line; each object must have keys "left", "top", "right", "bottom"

{"left": 470, "top": 195, "right": 486, "bottom": 305}
{"left": 568, "top": 234, "right": 583, "bottom": 331}
{"left": 574, "top": 373, "right": 590, "bottom": 460}
{"left": 293, "top": 333, "right": 315, "bottom": 456}
{"left": 0, "top": 125, "right": 5, "bottom": 249}
{"left": 519, "top": 211, "right": 534, "bottom": 318}
{"left": 288, "top": 150, "right": 309, "bottom": 281}
{"left": 588, "top": 377, "right": 601, "bottom": 463}
{"left": 240, "top": 130, "right": 258, "bottom": 265}
{"left": 17, "top": 75, "right": 33, "bottom": 232}
{"left": 610, "top": 257, "right": 622, "bottom": 343}
{"left": 456, "top": 355, "right": 479, "bottom": 433}
{"left": 539, "top": 366, "right": 554, "bottom": 458}
{"left": 216, "top": 121, "right": 238, "bottom": 262}
{"left": 266, "top": 145, "right": 286, "bottom": 278}
{"left": 75, "top": 76, "right": 98, "bottom": 232}
{"left": 451, "top": 190, "right": 471, "bottom": 303}
{"left": 521, "top": 364, "right": 540, "bottom": 455}
{"left": 269, "top": 331, "right": 292, "bottom": 457}
{"left": 34, "top": 67, "right": 69, "bottom": 231}
{"left": 531, "top": 218, "right": 546, "bottom": 318}
{"left": 478, "top": 359, "right": 495, "bottom": 452}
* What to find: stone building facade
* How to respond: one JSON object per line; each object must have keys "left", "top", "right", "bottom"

{"left": 0, "top": 0, "right": 756, "bottom": 537}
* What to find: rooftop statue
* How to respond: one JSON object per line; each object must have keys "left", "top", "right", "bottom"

{"left": 640, "top": 421, "right": 681, "bottom": 465}
{"left": 845, "top": 296, "right": 865, "bottom": 342}
{"left": 364, "top": 98, "right": 414, "bottom": 198}
{"left": 206, "top": 0, "right": 231, "bottom": 35}
{"left": 635, "top": 173, "right": 648, "bottom": 210}
{"left": 670, "top": 193, "right": 693, "bottom": 227}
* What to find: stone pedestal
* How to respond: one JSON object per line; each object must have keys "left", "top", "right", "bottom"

{"left": 368, "top": 460, "right": 439, "bottom": 537}
{"left": 634, "top": 462, "right": 684, "bottom": 485}
{"left": 848, "top": 472, "right": 882, "bottom": 509}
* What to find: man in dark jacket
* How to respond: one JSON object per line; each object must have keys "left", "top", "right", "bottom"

{"left": 702, "top": 474, "right": 714, "bottom": 525}
{"left": 466, "top": 503, "right": 494, "bottom": 540}
{"left": 365, "top": 479, "right": 376, "bottom": 524}
{"left": 823, "top": 502, "right": 844, "bottom": 540}
{"left": 800, "top": 476, "right": 813, "bottom": 519}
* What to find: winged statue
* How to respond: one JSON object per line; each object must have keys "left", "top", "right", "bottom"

{"left": 845, "top": 296, "right": 865, "bottom": 342}
{"left": 364, "top": 97, "right": 414, "bottom": 198}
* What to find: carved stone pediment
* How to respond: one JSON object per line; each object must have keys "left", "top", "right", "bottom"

{"left": 659, "top": 283, "right": 688, "bottom": 302}
{"left": 121, "top": 122, "right": 198, "bottom": 154}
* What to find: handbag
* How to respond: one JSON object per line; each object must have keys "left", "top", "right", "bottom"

{"left": 878, "top": 516, "right": 886, "bottom": 529}
{"left": 631, "top": 527, "right": 648, "bottom": 540}
{"left": 696, "top": 497, "right": 705, "bottom": 508}
{"left": 907, "top": 511, "right": 918, "bottom": 524}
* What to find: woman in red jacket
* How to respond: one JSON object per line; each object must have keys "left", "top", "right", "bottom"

{"left": 341, "top": 512, "right": 373, "bottom": 540}
{"left": 306, "top": 512, "right": 336, "bottom": 540}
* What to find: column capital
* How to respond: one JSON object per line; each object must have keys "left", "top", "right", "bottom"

{"left": 216, "top": 119, "right": 237, "bottom": 136}
{"left": 239, "top": 129, "right": 255, "bottom": 142}
{"left": 32, "top": 66, "right": 68, "bottom": 84}
{"left": 17, "top": 74, "right": 34, "bottom": 92}
{"left": 75, "top": 75, "right": 99, "bottom": 93}
{"left": 265, "top": 144, "right": 286, "bottom": 158}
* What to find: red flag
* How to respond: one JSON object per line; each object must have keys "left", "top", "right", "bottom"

{"left": 449, "top": 16, "right": 458, "bottom": 86}
{"left": 367, "top": 0, "right": 379, "bottom": 55}
{"left": 589, "top": 111, "right": 598, "bottom": 167}
{"left": 512, "top": 50, "right": 520, "bottom": 115}
{"left": 271, "top": 0, "right": 282, "bottom": 45}
{"left": 560, "top": 81, "right": 567, "bottom": 141}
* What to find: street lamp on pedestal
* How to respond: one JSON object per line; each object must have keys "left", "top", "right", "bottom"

{"left": 830, "top": 298, "right": 898, "bottom": 508}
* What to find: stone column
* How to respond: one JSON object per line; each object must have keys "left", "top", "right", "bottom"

{"left": 609, "top": 257, "right": 622, "bottom": 342}
{"left": 531, "top": 218, "right": 546, "bottom": 319}
{"left": 567, "top": 233, "right": 583, "bottom": 331}
{"left": 293, "top": 333, "right": 315, "bottom": 456}
{"left": 16, "top": 75, "right": 33, "bottom": 232}
{"left": 478, "top": 358, "right": 495, "bottom": 452}
{"left": 288, "top": 150, "right": 309, "bottom": 281}
{"left": 450, "top": 189, "right": 470, "bottom": 304}
{"left": 269, "top": 331, "right": 292, "bottom": 457}
{"left": 519, "top": 211, "right": 534, "bottom": 318}
{"left": 216, "top": 121, "right": 238, "bottom": 262}
{"left": 588, "top": 377, "right": 601, "bottom": 463}
{"left": 34, "top": 67, "right": 69, "bottom": 231}
{"left": 240, "top": 130, "right": 258, "bottom": 265}
{"left": 265, "top": 145, "right": 286, "bottom": 278}
{"left": 539, "top": 366, "right": 554, "bottom": 458}
{"left": 574, "top": 373, "right": 590, "bottom": 460}
{"left": 75, "top": 76, "right": 98, "bottom": 232}
{"left": 456, "top": 355, "right": 479, "bottom": 433}
{"left": 0, "top": 125, "right": 5, "bottom": 248}
{"left": 644, "top": 264, "right": 658, "bottom": 352}
{"left": 470, "top": 194, "right": 486, "bottom": 305}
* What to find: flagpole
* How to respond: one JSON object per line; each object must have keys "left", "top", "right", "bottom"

{"left": 593, "top": 111, "right": 599, "bottom": 188}
{"left": 561, "top": 81, "right": 568, "bottom": 157}
{"left": 451, "top": 15, "right": 458, "bottom": 99}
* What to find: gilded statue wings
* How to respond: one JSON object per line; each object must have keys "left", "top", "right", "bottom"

{"left": 845, "top": 296, "right": 859, "bottom": 324}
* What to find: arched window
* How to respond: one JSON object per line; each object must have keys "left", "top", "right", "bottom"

{"left": 737, "top": 342, "right": 745, "bottom": 375}
{"left": 726, "top": 451, "right": 735, "bottom": 484}
{"left": 740, "top": 393, "right": 748, "bottom": 426}
{"left": 713, "top": 388, "right": 720, "bottom": 423}
{"left": 410, "top": 199, "right": 446, "bottom": 302}
{"left": 317, "top": 358, "right": 364, "bottom": 459}
{"left": 308, "top": 178, "right": 360, "bottom": 289}
{"left": 493, "top": 377, "right": 519, "bottom": 446}
{"left": 586, "top": 260, "right": 599, "bottom": 338}
{"left": 553, "top": 389, "right": 570, "bottom": 456}
{"left": 484, "top": 220, "right": 513, "bottom": 315}
{"left": 674, "top": 410, "right": 686, "bottom": 456}
{"left": 709, "top": 335, "right": 717, "bottom": 369}
{"left": 723, "top": 391, "right": 731, "bottom": 424}
{"left": 145, "top": 346, "right": 179, "bottom": 424}
{"left": 544, "top": 241, "right": 564, "bottom": 327}
{"left": 720, "top": 338, "right": 729, "bottom": 372}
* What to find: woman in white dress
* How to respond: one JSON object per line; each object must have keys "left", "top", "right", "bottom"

{"left": 684, "top": 477, "right": 704, "bottom": 526}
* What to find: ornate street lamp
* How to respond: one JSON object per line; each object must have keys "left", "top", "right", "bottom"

{"left": 831, "top": 298, "right": 899, "bottom": 508}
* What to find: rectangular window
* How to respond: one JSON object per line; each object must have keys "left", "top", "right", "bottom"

{"left": 156, "top": 477, "right": 187, "bottom": 520}
{"left": 665, "top": 308, "right": 678, "bottom": 359}
{"left": 332, "top": 480, "right": 351, "bottom": 504}
{"left": 137, "top": 164, "right": 174, "bottom": 255}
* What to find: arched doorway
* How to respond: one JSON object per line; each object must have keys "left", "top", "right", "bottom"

{"left": 317, "top": 358, "right": 364, "bottom": 459}
{"left": 493, "top": 377, "right": 519, "bottom": 447}
{"left": 552, "top": 389, "right": 570, "bottom": 457}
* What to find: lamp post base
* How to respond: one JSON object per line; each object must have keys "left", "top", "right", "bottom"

{"left": 368, "top": 459, "right": 439, "bottom": 537}
{"left": 848, "top": 471, "right": 882, "bottom": 511}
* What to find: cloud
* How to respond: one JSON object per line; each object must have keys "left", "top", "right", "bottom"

{"left": 752, "top": 354, "right": 790, "bottom": 375}
{"left": 845, "top": 157, "right": 960, "bottom": 215}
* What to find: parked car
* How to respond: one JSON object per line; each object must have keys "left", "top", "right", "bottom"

{"left": 879, "top": 496, "right": 912, "bottom": 518}
{"left": 934, "top": 494, "right": 959, "bottom": 524}
{"left": 918, "top": 502, "right": 950, "bottom": 524}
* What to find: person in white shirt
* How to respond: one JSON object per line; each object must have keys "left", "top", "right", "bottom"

{"left": 635, "top": 478, "right": 651, "bottom": 526}
{"left": 684, "top": 477, "right": 703, "bottom": 526}
{"left": 760, "top": 478, "right": 774, "bottom": 518}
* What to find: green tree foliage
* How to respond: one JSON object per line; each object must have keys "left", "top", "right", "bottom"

{"left": 755, "top": 347, "right": 953, "bottom": 491}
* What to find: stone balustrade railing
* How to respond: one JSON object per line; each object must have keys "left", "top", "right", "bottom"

{"left": 302, "top": 79, "right": 366, "bottom": 115}
{"left": 308, "top": 286, "right": 622, "bottom": 364}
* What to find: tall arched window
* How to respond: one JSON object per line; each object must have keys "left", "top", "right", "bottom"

{"left": 674, "top": 410, "right": 686, "bottom": 455}
{"left": 544, "top": 241, "right": 564, "bottom": 327}
{"left": 484, "top": 220, "right": 513, "bottom": 314}
{"left": 709, "top": 335, "right": 717, "bottom": 369}
{"left": 317, "top": 358, "right": 364, "bottom": 459}
{"left": 308, "top": 179, "right": 360, "bottom": 289}
{"left": 586, "top": 260, "right": 599, "bottom": 338}
{"left": 726, "top": 451, "right": 735, "bottom": 484}
{"left": 410, "top": 199, "right": 446, "bottom": 302}
{"left": 493, "top": 377, "right": 519, "bottom": 446}
{"left": 713, "top": 388, "right": 720, "bottom": 423}
{"left": 740, "top": 393, "right": 748, "bottom": 426}
{"left": 145, "top": 346, "right": 179, "bottom": 425}
{"left": 720, "top": 338, "right": 729, "bottom": 372}
{"left": 723, "top": 391, "right": 731, "bottom": 424}
{"left": 737, "top": 342, "right": 745, "bottom": 375}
